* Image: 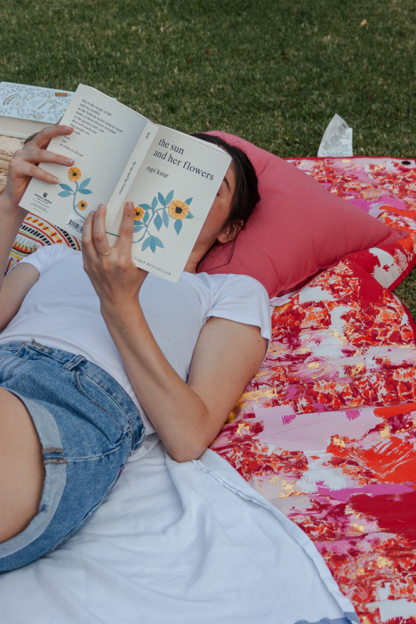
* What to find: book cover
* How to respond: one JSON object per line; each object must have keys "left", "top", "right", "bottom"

{"left": 20, "top": 84, "right": 231, "bottom": 283}
{"left": 0, "top": 82, "right": 74, "bottom": 138}
{"left": 107, "top": 126, "right": 232, "bottom": 282}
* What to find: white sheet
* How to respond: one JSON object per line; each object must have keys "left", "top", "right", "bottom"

{"left": 0, "top": 436, "right": 357, "bottom": 623}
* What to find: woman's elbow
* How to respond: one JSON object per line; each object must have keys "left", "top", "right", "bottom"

{"left": 168, "top": 437, "right": 211, "bottom": 463}
{"left": 169, "top": 446, "right": 205, "bottom": 463}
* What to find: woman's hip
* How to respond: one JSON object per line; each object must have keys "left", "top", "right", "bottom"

{"left": 0, "top": 340, "right": 145, "bottom": 572}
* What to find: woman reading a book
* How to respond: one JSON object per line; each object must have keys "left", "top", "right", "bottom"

{"left": 0, "top": 124, "right": 270, "bottom": 571}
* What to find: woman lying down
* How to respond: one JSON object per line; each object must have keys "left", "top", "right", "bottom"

{"left": 0, "top": 125, "right": 271, "bottom": 572}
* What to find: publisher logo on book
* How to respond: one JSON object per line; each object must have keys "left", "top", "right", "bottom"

{"left": 34, "top": 193, "right": 52, "bottom": 205}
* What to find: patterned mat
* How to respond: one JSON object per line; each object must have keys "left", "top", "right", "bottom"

{"left": 212, "top": 157, "right": 416, "bottom": 624}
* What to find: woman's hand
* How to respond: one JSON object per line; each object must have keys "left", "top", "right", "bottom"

{"left": 2, "top": 125, "right": 74, "bottom": 209}
{"left": 82, "top": 201, "right": 148, "bottom": 311}
{"left": 0, "top": 125, "right": 75, "bottom": 292}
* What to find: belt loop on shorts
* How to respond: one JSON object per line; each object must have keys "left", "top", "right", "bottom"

{"left": 43, "top": 447, "right": 67, "bottom": 465}
{"left": 29, "top": 339, "right": 52, "bottom": 352}
{"left": 62, "top": 354, "right": 86, "bottom": 371}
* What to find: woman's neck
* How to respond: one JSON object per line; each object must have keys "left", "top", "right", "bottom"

{"left": 184, "top": 241, "right": 212, "bottom": 274}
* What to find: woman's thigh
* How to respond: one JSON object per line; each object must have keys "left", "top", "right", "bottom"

{"left": 0, "top": 341, "right": 145, "bottom": 572}
{"left": 0, "top": 388, "right": 45, "bottom": 543}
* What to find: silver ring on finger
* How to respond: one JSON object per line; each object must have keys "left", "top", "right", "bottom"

{"left": 98, "top": 249, "right": 113, "bottom": 257}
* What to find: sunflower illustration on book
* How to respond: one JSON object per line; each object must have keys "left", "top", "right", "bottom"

{"left": 133, "top": 190, "right": 193, "bottom": 253}
{"left": 58, "top": 167, "right": 92, "bottom": 220}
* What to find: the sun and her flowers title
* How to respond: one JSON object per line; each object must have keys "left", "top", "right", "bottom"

{"left": 151, "top": 138, "right": 215, "bottom": 181}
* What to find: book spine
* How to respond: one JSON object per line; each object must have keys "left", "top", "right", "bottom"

{"left": 106, "top": 120, "right": 157, "bottom": 235}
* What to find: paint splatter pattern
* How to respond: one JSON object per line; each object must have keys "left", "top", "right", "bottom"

{"left": 211, "top": 157, "right": 416, "bottom": 624}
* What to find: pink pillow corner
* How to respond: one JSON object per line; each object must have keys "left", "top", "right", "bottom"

{"left": 197, "top": 131, "right": 402, "bottom": 298}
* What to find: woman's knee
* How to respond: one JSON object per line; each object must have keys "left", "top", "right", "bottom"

{"left": 0, "top": 388, "right": 45, "bottom": 543}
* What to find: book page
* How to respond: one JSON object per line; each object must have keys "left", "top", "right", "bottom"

{"left": 106, "top": 127, "right": 232, "bottom": 283}
{"left": 20, "top": 84, "right": 149, "bottom": 237}
{"left": 106, "top": 119, "right": 158, "bottom": 224}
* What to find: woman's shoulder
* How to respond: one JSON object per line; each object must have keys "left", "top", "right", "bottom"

{"left": 181, "top": 271, "right": 270, "bottom": 320}
{"left": 186, "top": 271, "right": 269, "bottom": 299}
{"left": 24, "top": 243, "right": 80, "bottom": 260}
{"left": 186, "top": 271, "right": 272, "bottom": 341}
{"left": 18, "top": 244, "right": 81, "bottom": 274}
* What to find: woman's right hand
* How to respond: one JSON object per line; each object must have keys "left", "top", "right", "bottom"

{"left": 2, "top": 125, "right": 75, "bottom": 209}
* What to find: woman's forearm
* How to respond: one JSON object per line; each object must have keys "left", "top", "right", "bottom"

{"left": 0, "top": 195, "right": 28, "bottom": 290}
{"left": 101, "top": 299, "right": 212, "bottom": 462}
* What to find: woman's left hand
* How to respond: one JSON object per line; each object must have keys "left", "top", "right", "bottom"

{"left": 82, "top": 201, "right": 148, "bottom": 310}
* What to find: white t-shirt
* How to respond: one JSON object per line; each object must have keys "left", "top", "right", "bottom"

{"left": 0, "top": 245, "right": 271, "bottom": 433}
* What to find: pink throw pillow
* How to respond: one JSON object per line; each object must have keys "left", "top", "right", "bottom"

{"left": 197, "top": 132, "right": 403, "bottom": 298}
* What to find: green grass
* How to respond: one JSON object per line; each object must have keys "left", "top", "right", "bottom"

{"left": 1, "top": 0, "right": 416, "bottom": 314}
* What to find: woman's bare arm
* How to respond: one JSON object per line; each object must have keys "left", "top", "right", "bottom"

{"left": 0, "top": 264, "right": 40, "bottom": 333}
{"left": 83, "top": 203, "right": 267, "bottom": 462}
{"left": 123, "top": 313, "right": 266, "bottom": 462}
{"left": 101, "top": 298, "right": 266, "bottom": 462}
{"left": 0, "top": 125, "right": 74, "bottom": 329}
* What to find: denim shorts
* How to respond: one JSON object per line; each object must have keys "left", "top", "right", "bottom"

{"left": 0, "top": 340, "right": 145, "bottom": 572}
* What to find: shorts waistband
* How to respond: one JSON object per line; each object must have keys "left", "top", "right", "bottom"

{"left": 0, "top": 340, "right": 145, "bottom": 449}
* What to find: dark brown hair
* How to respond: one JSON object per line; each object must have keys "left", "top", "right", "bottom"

{"left": 192, "top": 133, "right": 260, "bottom": 239}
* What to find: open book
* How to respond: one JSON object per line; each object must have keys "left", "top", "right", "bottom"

{"left": 20, "top": 84, "right": 231, "bottom": 283}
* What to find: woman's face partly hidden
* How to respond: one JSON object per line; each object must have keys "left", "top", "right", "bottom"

{"left": 196, "top": 163, "right": 237, "bottom": 250}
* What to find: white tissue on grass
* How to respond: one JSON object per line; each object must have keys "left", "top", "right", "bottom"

{"left": 318, "top": 114, "right": 353, "bottom": 157}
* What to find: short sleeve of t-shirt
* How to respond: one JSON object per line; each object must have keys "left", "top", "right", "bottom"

{"left": 18, "top": 244, "right": 68, "bottom": 275}
{"left": 199, "top": 273, "right": 272, "bottom": 343}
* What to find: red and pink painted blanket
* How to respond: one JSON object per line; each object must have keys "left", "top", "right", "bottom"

{"left": 211, "top": 157, "right": 416, "bottom": 624}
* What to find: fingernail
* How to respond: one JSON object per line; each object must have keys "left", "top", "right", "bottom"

{"left": 53, "top": 177, "right": 60, "bottom": 183}
{"left": 98, "top": 204, "right": 106, "bottom": 209}
{"left": 65, "top": 158, "right": 74, "bottom": 164}
{"left": 90, "top": 211, "right": 96, "bottom": 216}
{"left": 64, "top": 126, "right": 73, "bottom": 131}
